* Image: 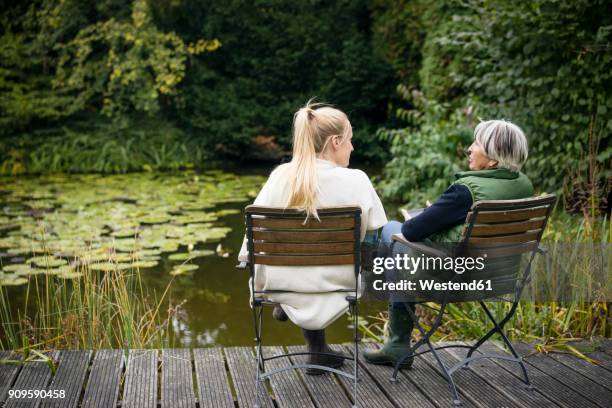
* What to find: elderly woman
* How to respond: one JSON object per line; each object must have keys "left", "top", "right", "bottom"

{"left": 363, "top": 119, "right": 533, "bottom": 367}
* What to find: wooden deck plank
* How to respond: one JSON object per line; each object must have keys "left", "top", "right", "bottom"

{"left": 122, "top": 349, "right": 158, "bottom": 408}
{"left": 4, "top": 351, "right": 57, "bottom": 408}
{"left": 342, "top": 343, "right": 437, "bottom": 408}
{"left": 0, "top": 351, "right": 22, "bottom": 405}
{"left": 418, "top": 345, "right": 518, "bottom": 407}
{"left": 1, "top": 343, "right": 610, "bottom": 408}
{"left": 263, "top": 346, "right": 315, "bottom": 408}
{"left": 587, "top": 351, "right": 612, "bottom": 372}
{"left": 546, "top": 350, "right": 612, "bottom": 391}
{"left": 193, "top": 348, "right": 235, "bottom": 408}
{"left": 81, "top": 349, "right": 124, "bottom": 408}
{"left": 481, "top": 343, "right": 601, "bottom": 408}
{"left": 327, "top": 344, "right": 395, "bottom": 408}
{"left": 287, "top": 345, "right": 351, "bottom": 408}
{"left": 366, "top": 343, "right": 480, "bottom": 408}
{"left": 444, "top": 343, "right": 560, "bottom": 408}
{"left": 161, "top": 349, "right": 196, "bottom": 408}
{"left": 512, "top": 342, "right": 612, "bottom": 408}
{"left": 41, "top": 350, "right": 91, "bottom": 408}
{"left": 224, "top": 346, "right": 274, "bottom": 408}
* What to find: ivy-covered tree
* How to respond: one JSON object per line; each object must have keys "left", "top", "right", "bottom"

{"left": 54, "top": 0, "right": 219, "bottom": 118}
{"left": 376, "top": 0, "right": 611, "bottom": 204}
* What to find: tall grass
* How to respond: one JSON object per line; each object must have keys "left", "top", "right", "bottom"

{"left": 0, "top": 249, "right": 176, "bottom": 351}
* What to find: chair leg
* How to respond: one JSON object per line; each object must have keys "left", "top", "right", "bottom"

{"left": 353, "top": 303, "right": 359, "bottom": 408}
{"left": 253, "top": 303, "right": 264, "bottom": 408}
{"left": 347, "top": 297, "right": 359, "bottom": 408}
{"left": 467, "top": 300, "right": 516, "bottom": 359}
{"left": 395, "top": 303, "right": 462, "bottom": 405}
{"left": 478, "top": 301, "right": 532, "bottom": 388}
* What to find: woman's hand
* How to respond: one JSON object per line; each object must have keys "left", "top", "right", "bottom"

{"left": 401, "top": 201, "right": 431, "bottom": 221}
{"left": 400, "top": 208, "right": 412, "bottom": 221}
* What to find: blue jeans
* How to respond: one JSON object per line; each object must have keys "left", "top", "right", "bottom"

{"left": 378, "top": 221, "right": 415, "bottom": 310}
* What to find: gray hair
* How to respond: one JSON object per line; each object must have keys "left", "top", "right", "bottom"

{"left": 474, "top": 119, "right": 528, "bottom": 171}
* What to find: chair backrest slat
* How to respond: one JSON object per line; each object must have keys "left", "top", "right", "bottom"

{"left": 468, "top": 230, "right": 540, "bottom": 245}
{"left": 253, "top": 254, "right": 355, "bottom": 266}
{"left": 254, "top": 241, "right": 354, "bottom": 255}
{"left": 252, "top": 229, "right": 355, "bottom": 243}
{"left": 470, "top": 206, "right": 548, "bottom": 223}
{"left": 468, "top": 218, "right": 546, "bottom": 237}
{"left": 245, "top": 205, "right": 361, "bottom": 267}
{"left": 460, "top": 194, "right": 556, "bottom": 260}
{"left": 252, "top": 217, "right": 355, "bottom": 230}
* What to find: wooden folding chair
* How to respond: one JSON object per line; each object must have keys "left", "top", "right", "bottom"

{"left": 241, "top": 205, "right": 362, "bottom": 408}
{"left": 390, "top": 194, "right": 556, "bottom": 406}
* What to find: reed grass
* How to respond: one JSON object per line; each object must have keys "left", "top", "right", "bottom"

{"left": 0, "top": 246, "right": 176, "bottom": 351}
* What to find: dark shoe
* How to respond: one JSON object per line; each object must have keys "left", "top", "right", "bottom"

{"left": 302, "top": 328, "right": 344, "bottom": 375}
{"left": 272, "top": 305, "right": 288, "bottom": 322}
{"left": 362, "top": 303, "right": 414, "bottom": 367}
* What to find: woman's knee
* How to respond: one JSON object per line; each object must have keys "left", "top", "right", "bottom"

{"left": 381, "top": 220, "right": 403, "bottom": 243}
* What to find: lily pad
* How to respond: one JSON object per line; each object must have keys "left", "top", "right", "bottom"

{"left": 131, "top": 260, "right": 159, "bottom": 268}
{"left": 214, "top": 209, "right": 241, "bottom": 217}
{"left": 168, "top": 250, "right": 215, "bottom": 261}
{"left": 180, "top": 201, "right": 215, "bottom": 211}
{"left": 28, "top": 256, "right": 68, "bottom": 268}
{"left": 140, "top": 214, "right": 171, "bottom": 224}
{"left": 169, "top": 264, "right": 199, "bottom": 276}
{"left": 0, "top": 171, "right": 266, "bottom": 282}
{"left": 45, "top": 265, "right": 76, "bottom": 276}
{"left": 111, "top": 229, "right": 139, "bottom": 238}
{"left": 159, "top": 241, "right": 181, "bottom": 253}
{"left": 89, "top": 262, "right": 132, "bottom": 272}
{"left": 0, "top": 274, "right": 28, "bottom": 286}
{"left": 173, "top": 212, "right": 218, "bottom": 224}
{"left": 132, "top": 249, "right": 162, "bottom": 257}
{"left": 57, "top": 271, "right": 83, "bottom": 279}
{"left": 2, "top": 264, "right": 33, "bottom": 274}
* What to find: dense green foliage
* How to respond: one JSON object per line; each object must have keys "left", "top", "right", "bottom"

{"left": 375, "top": 0, "right": 611, "bottom": 203}
{"left": 0, "top": 0, "right": 393, "bottom": 173}
{"left": 377, "top": 85, "right": 478, "bottom": 203}
{"left": 158, "top": 0, "right": 394, "bottom": 161}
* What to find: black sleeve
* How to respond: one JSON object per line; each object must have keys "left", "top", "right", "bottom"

{"left": 401, "top": 184, "right": 473, "bottom": 241}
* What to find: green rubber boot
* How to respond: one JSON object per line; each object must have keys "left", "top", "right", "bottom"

{"left": 362, "top": 303, "right": 414, "bottom": 367}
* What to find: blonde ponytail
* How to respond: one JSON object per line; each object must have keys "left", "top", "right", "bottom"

{"left": 284, "top": 99, "right": 349, "bottom": 219}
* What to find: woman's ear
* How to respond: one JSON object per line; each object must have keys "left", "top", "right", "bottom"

{"left": 333, "top": 135, "right": 340, "bottom": 149}
{"left": 488, "top": 159, "right": 499, "bottom": 168}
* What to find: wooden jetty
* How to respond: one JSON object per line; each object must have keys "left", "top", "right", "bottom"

{"left": 1, "top": 341, "right": 611, "bottom": 407}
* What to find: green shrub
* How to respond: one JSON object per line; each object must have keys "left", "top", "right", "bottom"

{"left": 378, "top": 85, "right": 478, "bottom": 203}
{"left": 0, "top": 117, "right": 209, "bottom": 174}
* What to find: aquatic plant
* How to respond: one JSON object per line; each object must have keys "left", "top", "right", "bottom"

{"left": 0, "top": 170, "right": 266, "bottom": 349}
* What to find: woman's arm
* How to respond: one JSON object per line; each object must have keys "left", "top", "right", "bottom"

{"left": 401, "top": 184, "right": 472, "bottom": 241}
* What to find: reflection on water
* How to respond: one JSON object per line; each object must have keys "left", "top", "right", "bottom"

{"left": 0, "top": 169, "right": 385, "bottom": 347}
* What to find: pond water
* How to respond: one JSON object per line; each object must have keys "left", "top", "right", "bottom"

{"left": 0, "top": 169, "right": 386, "bottom": 347}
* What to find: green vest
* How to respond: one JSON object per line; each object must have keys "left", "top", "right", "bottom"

{"left": 429, "top": 168, "right": 534, "bottom": 242}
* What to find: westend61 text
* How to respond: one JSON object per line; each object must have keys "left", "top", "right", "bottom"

{"left": 372, "top": 254, "right": 487, "bottom": 275}
{"left": 373, "top": 279, "right": 493, "bottom": 291}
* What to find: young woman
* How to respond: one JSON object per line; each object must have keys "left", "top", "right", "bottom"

{"left": 238, "top": 100, "right": 387, "bottom": 374}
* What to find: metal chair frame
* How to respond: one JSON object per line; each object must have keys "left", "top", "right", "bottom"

{"left": 388, "top": 195, "right": 557, "bottom": 406}
{"left": 240, "top": 205, "right": 363, "bottom": 408}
